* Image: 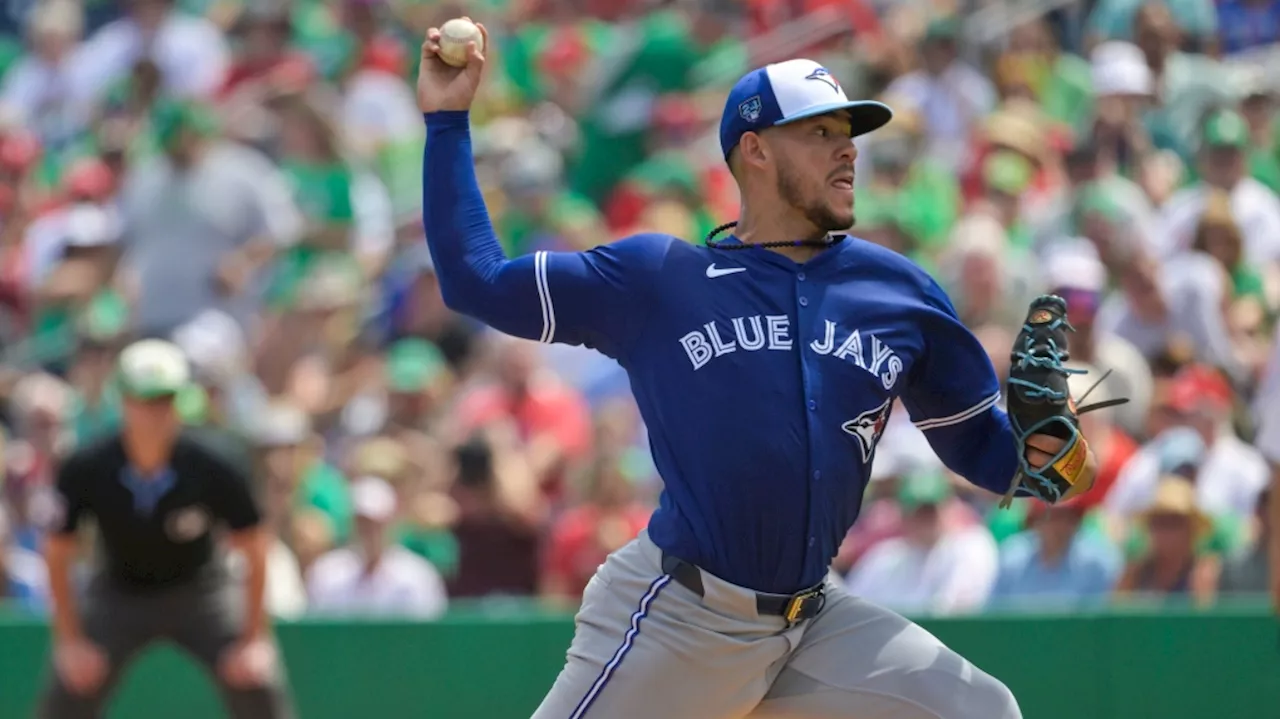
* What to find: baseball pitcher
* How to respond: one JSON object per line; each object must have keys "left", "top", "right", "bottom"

{"left": 417, "top": 21, "right": 1113, "bottom": 719}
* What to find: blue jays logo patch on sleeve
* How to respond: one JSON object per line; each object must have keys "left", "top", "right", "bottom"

{"left": 805, "top": 67, "right": 841, "bottom": 94}
{"left": 739, "top": 96, "right": 762, "bottom": 122}
{"left": 841, "top": 397, "right": 892, "bottom": 464}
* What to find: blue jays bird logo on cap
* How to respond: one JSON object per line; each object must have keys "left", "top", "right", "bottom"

{"left": 805, "top": 67, "right": 841, "bottom": 94}
{"left": 739, "top": 95, "right": 762, "bottom": 122}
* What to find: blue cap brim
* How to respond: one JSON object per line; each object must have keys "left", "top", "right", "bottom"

{"left": 774, "top": 100, "right": 894, "bottom": 137}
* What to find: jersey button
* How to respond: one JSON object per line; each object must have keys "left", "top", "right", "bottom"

{"left": 808, "top": 537, "right": 816, "bottom": 547}
{"left": 808, "top": 399, "right": 816, "bottom": 411}
{"left": 813, "top": 470, "right": 821, "bottom": 480}
{"left": 799, "top": 297, "right": 809, "bottom": 307}
{"left": 797, "top": 272, "right": 806, "bottom": 281}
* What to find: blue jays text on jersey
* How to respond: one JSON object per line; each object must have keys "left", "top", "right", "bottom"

{"left": 678, "top": 314, "right": 905, "bottom": 391}
{"left": 422, "top": 110, "right": 1024, "bottom": 595}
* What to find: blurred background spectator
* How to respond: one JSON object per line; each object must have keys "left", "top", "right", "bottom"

{"left": 988, "top": 495, "right": 1122, "bottom": 610}
{"left": 1114, "top": 476, "right": 1221, "bottom": 606}
{"left": 0, "top": 0, "right": 1274, "bottom": 625}
{"left": 306, "top": 474, "right": 449, "bottom": 617}
{"left": 844, "top": 468, "right": 1000, "bottom": 616}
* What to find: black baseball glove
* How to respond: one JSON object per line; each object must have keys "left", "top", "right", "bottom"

{"left": 1001, "top": 295, "right": 1128, "bottom": 508}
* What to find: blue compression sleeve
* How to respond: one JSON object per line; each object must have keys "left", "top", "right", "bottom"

{"left": 422, "top": 111, "right": 661, "bottom": 357}
{"left": 421, "top": 111, "right": 542, "bottom": 340}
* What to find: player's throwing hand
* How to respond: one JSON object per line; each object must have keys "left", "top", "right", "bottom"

{"left": 417, "top": 18, "right": 488, "bottom": 114}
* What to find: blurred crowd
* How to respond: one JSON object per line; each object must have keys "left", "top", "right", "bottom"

{"left": 0, "top": 0, "right": 1279, "bottom": 621}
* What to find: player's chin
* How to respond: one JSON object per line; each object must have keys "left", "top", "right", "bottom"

{"left": 826, "top": 199, "right": 855, "bottom": 231}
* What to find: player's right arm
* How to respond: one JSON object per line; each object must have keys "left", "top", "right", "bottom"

{"left": 44, "top": 450, "right": 108, "bottom": 694}
{"left": 45, "top": 451, "right": 89, "bottom": 642}
{"left": 417, "top": 22, "right": 665, "bottom": 359}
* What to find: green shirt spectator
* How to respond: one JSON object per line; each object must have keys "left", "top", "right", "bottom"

{"left": 569, "top": 9, "right": 714, "bottom": 204}
{"left": 859, "top": 161, "right": 960, "bottom": 253}
{"left": 1039, "top": 53, "right": 1095, "bottom": 135}
{"left": 395, "top": 525, "right": 460, "bottom": 578}
{"left": 299, "top": 459, "right": 354, "bottom": 545}
{"left": 982, "top": 151, "right": 1035, "bottom": 251}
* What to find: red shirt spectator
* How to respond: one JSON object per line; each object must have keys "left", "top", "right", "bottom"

{"left": 746, "top": 0, "right": 880, "bottom": 37}
{"left": 1077, "top": 424, "right": 1139, "bottom": 513}
{"left": 455, "top": 340, "right": 592, "bottom": 501}
{"left": 543, "top": 504, "right": 651, "bottom": 601}
{"left": 542, "top": 450, "right": 652, "bottom": 602}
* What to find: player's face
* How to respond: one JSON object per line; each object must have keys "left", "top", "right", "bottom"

{"left": 1148, "top": 512, "right": 1194, "bottom": 555}
{"left": 903, "top": 504, "right": 942, "bottom": 546}
{"left": 768, "top": 113, "right": 857, "bottom": 232}
{"left": 355, "top": 515, "right": 390, "bottom": 554}
{"left": 1037, "top": 507, "right": 1083, "bottom": 550}
{"left": 122, "top": 394, "right": 180, "bottom": 437}
{"left": 1201, "top": 146, "right": 1245, "bottom": 190}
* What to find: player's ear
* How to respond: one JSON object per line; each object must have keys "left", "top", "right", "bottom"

{"left": 738, "top": 132, "right": 770, "bottom": 171}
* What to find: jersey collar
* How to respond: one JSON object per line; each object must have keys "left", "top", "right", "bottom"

{"left": 711, "top": 233, "right": 852, "bottom": 274}
{"left": 119, "top": 465, "right": 177, "bottom": 517}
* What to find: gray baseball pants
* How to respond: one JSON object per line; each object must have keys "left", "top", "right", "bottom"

{"left": 532, "top": 531, "right": 1020, "bottom": 719}
{"left": 37, "top": 569, "right": 294, "bottom": 719}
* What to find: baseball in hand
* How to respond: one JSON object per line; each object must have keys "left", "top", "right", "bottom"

{"left": 438, "top": 18, "right": 484, "bottom": 68}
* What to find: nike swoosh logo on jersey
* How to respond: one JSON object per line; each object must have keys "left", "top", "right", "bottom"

{"left": 706, "top": 265, "right": 747, "bottom": 278}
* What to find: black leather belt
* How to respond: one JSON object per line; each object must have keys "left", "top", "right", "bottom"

{"left": 661, "top": 553, "right": 826, "bottom": 626}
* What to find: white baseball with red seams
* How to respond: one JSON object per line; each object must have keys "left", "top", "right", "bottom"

{"left": 438, "top": 18, "right": 483, "bottom": 68}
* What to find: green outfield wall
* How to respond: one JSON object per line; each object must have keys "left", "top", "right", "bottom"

{"left": 1, "top": 603, "right": 1278, "bottom": 718}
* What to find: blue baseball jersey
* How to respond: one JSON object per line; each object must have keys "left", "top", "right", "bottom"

{"left": 423, "top": 111, "right": 1023, "bottom": 594}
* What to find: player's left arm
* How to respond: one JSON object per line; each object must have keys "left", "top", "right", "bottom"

{"left": 204, "top": 441, "right": 269, "bottom": 641}
{"left": 898, "top": 285, "right": 1028, "bottom": 498}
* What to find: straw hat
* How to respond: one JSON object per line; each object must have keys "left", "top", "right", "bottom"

{"left": 1139, "top": 477, "right": 1211, "bottom": 539}
{"left": 350, "top": 436, "right": 408, "bottom": 482}
{"left": 982, "top": 100, "right": 1047, "bottom": 165}
{"left": 872, "top": 94, "right": 923, "bottom": 138}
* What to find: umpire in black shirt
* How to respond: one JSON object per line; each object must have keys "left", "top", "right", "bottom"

{"left": 39, "top": 339, "right": 293, "bottom": 718}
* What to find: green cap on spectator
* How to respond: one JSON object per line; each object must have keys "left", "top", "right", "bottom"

{"left": 115, "top": 339, "right": 192, "bottom": 400}
{"left": 925, "top": 16, "right": 961, "bottom": 41}
{"left": 983, "top": 151, "right": 1033, "bottom": 196}
{"left": 1074, "top": 181, "right": 1124, "bottom": 223}
{"left": 386, "top": 338, "right": 446, "bottom": 393}
{"left": 1202, "top": 109, "right": 1249, "bottom": 149}
{"left": 151, "top": 99, "right": 219, "bottom": 149}
{"left": 897, "top": 467, "right": 952, "bottom": 512}
{"left": 76, "top": 292, "right": 130, "bottom": 343}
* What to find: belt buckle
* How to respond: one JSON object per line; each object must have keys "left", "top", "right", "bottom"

{"left": 783, "top": 587, "right": 823, "bottom": 625}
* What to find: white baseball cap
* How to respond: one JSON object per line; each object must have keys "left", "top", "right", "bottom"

{"left": 116, "top": 339, "right": 191, "bottom": 399}
{"left": 62, "top": 203, "right": 120, "bottom": 249}
{"left": 171, "top": 309, "right": 247, "bottom": 382}
{"left": 1091, "top": 42, "right": 1153, "bottom": 97}
{"left": 719, "top": 58, "right": 893, "bottom": 159}
{"left": 351, "top": 476, "right": 397, "bottom": 522}
{"left": 1046, "top": 243, "right": 1107, "bottom": 294}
